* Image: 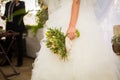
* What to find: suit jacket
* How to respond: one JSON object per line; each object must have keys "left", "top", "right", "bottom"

{"left": 4, "top": 1, "right": 26, "bottom": 32}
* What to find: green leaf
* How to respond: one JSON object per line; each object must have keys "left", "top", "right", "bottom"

{"left": 76, "top": 29, "right": 80, "bottom": 37}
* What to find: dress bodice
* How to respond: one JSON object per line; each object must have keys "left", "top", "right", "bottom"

{"left": 43, "top": 0, "right": 116, "bottom": 22}
{"left": 47, "top": 0, "right": 96, "bottom": 14}
{"left": 44, "top": 0, "right": 72, "bottom": 14}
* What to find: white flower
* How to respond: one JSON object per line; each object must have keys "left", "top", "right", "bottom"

{"left": 65, "top": 37, "right": 72, "bottom": 53}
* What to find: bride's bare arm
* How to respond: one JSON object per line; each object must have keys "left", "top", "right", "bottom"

{"left": 67, "top": 0, "right": 80, "bottom": 40}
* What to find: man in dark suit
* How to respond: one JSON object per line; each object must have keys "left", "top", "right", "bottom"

{"left": 1, "top": 0, "right": 26, "bottom": 67}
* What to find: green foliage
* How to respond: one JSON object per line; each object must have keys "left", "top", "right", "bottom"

{"left": 112, "top": 34, "right": 120, "bottom": 44}
{"left": 36, "top": 7, "right": 48, "bottom": 28}
{"left": 76, "top": 29, "right": 80, "bottom": 37}
{"left": 12, "top": 8, "right": 26, "bottom": 17}
{"left": 28, "top": 7, "right": 48, "bottom": 35}
{"left": 25, "top": 25, "right": 38, "bottom": 36}
{"left": 37, "top": 0, "right": 44, "bottom": 7}
{"left": 26, "top": 6, "right": 48, "bottom": 35}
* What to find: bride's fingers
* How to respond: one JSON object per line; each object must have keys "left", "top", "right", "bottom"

{"left": 67, "top": 33, "right": 72, "bottom": 39}
{"left": 70, "top": 33, "right": 74, "bottom": 39}
{"left": 68, "top": 32, "right": 76, "bottom": 40}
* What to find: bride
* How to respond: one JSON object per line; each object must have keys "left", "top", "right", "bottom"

{"left": 31, "top": 0, "right": 120, "bottom": 80}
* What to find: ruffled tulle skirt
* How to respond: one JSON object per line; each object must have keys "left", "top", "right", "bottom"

{"left": 31, "top": 1, "right": 120, "bottom": 80}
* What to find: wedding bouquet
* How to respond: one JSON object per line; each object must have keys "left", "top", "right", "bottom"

{"left": 46, "top": 28, "right": 80, "bottom": 60}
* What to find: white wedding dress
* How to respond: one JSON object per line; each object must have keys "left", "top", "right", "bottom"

{"left": 31, "top": 0, "right": 120, "bottom": 80}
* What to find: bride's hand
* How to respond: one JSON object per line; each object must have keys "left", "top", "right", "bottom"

{"left": 67, "top": 27, "right": 76, "bottom": 40}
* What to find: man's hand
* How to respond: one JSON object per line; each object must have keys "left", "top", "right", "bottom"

{"left": 1, "top": 16, "right": 6, "bottom": 20}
